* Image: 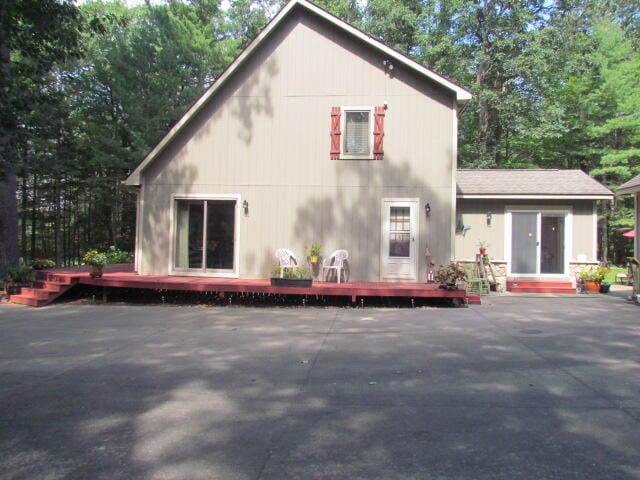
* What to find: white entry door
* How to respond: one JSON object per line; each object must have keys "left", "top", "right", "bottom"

{"left": 381, "top": 199, "right": 418, "bottom": 280}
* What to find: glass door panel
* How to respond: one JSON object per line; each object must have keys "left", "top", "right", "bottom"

{"left": 389, "top": 206, "right": 410, "bottom": 257}
{"left": 511, "top": 212, "right": 538, "bottom": 274}
{"left": 540, "top": 215, "right": 564, "bottom": 274}
{"left": 206, "top": 200, "right": 235, "bottom": 270}
{"left": 175, "top": 201, "right": 204, "bottom": 269}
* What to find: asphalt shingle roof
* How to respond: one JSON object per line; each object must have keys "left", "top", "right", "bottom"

{"left": 616, "top": 174, "right": 640, "bottom": 195}
{"left": 456, "top": 169, "right": 613, "bottom": 197}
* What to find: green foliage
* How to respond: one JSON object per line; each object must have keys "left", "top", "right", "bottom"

{"left": 4, "top": 266, "right": 35, "bottom": 285}
{"left": 307, "top": 243, "right": 322, "bottom": 257}
{"left": 104, "top": 246, "right": 132, "bottom": 264}
{"left": 434, "top": 262, "right": 467, "bottom": 285}
{"left": 578, "top": 266, "right": 609, "bottom": 283}
{"left": 31, "top": 258, "right": 56, "bottom": 270}
{"left": 83, "top": 249, "right": 108, "bottom": 269}
{"left": 271, "top": 265, "right": 313, "bottom": 279}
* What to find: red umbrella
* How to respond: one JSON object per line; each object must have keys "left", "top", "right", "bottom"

{"left": 622, "top": 230, "right": 636, "bottom": 238}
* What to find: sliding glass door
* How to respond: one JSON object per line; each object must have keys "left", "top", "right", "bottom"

{"left": 174, "top": 198, "right": 237, "bottom": 274}
{"left": 509, "top": 210, "right": 569, "bottom": 276}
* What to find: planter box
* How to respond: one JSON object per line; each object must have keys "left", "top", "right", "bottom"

{"left": 270, "top": 278, "right": 313, "bottom": 287}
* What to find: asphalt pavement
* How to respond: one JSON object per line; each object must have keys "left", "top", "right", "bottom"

{"left": 1, "top": 294, "right": 639, "bottom": 479}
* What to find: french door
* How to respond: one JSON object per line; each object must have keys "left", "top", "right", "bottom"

{"left": 381, "top": 199, "right": 418, "bottom": 280}
{"left": 508, "top": 210, "right": 569, "bottom": 276}
{"left": 173, "top": 196, "right": 239, "bottom": 276}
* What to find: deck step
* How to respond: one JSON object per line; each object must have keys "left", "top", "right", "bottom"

{"left": 507, "top": 280, "right": 576, "bottom": 294}
{"left": 466, "top": 294, "right": 482, "bottom": 305}
{"left": 9, "top": 294, "right": 49, "bottom": 307}
{"left": 9, "top": 280, "right": 75, "bottom": 307}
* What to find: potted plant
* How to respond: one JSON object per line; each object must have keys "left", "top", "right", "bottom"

{"left": 270, "top": 266, "right": 313, "bottom": 287}
{"left": 83, "top": 249, "right": 108, "bottom": 278}
{"left": 478, "top": 241, "right": 488, "bottom": 255}
{"left": 307, "top": 244, "right": 322, "bottom": 264}
{"left": 31, "top": 258, "right": 55, "bottom": 270}
{"left": 579, "top": 266, "right": 608, "bottom": 293}
{"left": 435, "top": 262, "right": 467, "bottom": 290}
{"left": 4, "top": 265, "right": 35, "bottom": 295}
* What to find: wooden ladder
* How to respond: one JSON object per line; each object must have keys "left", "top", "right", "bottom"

{"left": 475, "top": 254, "right": 497, "bottom": 288}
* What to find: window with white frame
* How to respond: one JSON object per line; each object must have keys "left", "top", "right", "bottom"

{"left": 344, "top": 109, "right": 372, "bottom": 155}
{"left": 330, "top": 105, "right": 384, "bottom": 160}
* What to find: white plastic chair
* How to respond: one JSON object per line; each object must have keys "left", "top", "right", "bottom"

{"left": 322, "top": 250, "right": 348, "bottom": 284}
{"left": 275, "top": 248, "right": 298, "bottom": 278}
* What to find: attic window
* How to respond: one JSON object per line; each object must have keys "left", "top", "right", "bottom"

{"left": 344, "top": 110, "right": 371, "bottom": 156}
{"left": 330, "top": 106, "right": 385, "bottom": 160}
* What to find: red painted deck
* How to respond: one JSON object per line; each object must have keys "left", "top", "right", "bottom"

{"left": 10, "top": 266, "right": 480, "bottom": 307}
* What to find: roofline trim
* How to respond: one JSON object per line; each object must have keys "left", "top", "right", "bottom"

{"left": 457, "top": 194, "right": 614, "bottom": 200}
{"left": 616, "top": 185, "right": 640, "bottom": 195}
{"left": 124, "top": 0, "right": 471, "bottom": 186}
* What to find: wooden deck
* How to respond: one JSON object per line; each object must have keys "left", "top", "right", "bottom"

{"left": 10, "top": 266, "right": 480, "bottom": 307}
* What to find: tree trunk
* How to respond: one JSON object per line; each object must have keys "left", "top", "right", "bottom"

{"left": 0, "top": 166, "right": 19, "bottom": 277}
{"left": 0, "top": 6, "right": 19, "bottom": 277}
{"left": 20, "top": 175, "right": 27, "bottom": 258}
{"left": 31, "top": 174, "right": 37, "bottom": 259}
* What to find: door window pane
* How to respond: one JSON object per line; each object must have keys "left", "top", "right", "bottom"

{"left": 206, "top": 200, "right": 235, "bottom": 270}
{"left": 541, "top": 215, "right": 564, "bottom": 274}
{"left": 511, "top": 212, "right": 537, "bottom": 274}
{"left": 389, "top": 206, "right": 410, "bottom": 257}
{"left": 175, "top": 201, "right": 203, "bottom": 269}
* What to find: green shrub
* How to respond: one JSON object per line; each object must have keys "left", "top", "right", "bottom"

{"left": 435, "top": 262, "right": 467, "bottom": 285}
{"left": 104, "top": 246, "right": 132, "bottom": 264}
{"left": 271, "top": 265, "right": 313, "bottom": 279}
{"left": 5, "top": 266, "right": 35, "bottom": 284}
{"left": 31, "top": 258, "right": 55, "bottom": 269}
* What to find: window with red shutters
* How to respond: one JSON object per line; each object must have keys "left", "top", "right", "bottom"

{"left": 330, "top": 106, "right": 385, "bottom": 160}
{"left": 373, "top": 106, "right": 385, "bottom": 160}
{"left": 330, "top": 106, "right": 341, "bottom": 160}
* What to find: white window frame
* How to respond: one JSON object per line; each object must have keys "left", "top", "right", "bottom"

{"left": 340, "top": 106, "right": 374, "bottom": 160}
{"left": 169, "top": 193, "right": 241, "bottom": 277}
{"left": 504, "top": 206, "right": 572, "bottom": 278}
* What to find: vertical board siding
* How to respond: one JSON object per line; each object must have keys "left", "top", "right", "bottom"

{"left": 455, "top": 199, "right": 599, "bottom": 266}
{"left": 140, "top": 12, "right": 456, "bottom": 280}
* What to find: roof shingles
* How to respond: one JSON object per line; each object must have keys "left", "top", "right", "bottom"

{"left": 616, "top": 174, "right": 640, "bottom": 195}
{"left": 456, "top": 169, "right": 613, "bottom": 197}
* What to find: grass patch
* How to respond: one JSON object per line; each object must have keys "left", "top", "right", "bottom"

{"left": 604, "top": 266, "right": 627, "bottom": 283}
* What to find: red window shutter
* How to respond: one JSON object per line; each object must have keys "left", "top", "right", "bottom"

{"left": 330, "top": 106, "right": 341, "bottom": 160}
{"left": 373, "top": 106, "right": 385, "bottom": 160}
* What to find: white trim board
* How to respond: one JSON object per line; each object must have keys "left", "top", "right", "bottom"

{"left": 457, "top": 194, "right": 613, "bottom": 200}
{"left": 124, "top": 0, "right": 471, "bottom": 186}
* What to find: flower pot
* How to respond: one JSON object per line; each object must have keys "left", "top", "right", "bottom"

{"left": 309, "top": 255, "right": 319, "bottom": 264}
{"left": 479, "top": 247, "right": 487, "bottom": 255}
{"left": 584, "top": 280, "right": 600, "bottom": 293}
{"left": 90, "top": 267, "right": 103, "bottom": 278}
{"left": 599, "top": 283, "right": 611, "bottom": 294}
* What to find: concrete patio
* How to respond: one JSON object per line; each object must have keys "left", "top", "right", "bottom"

{"left": 1, "top": 295, "right": 639, "bottom": 479}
